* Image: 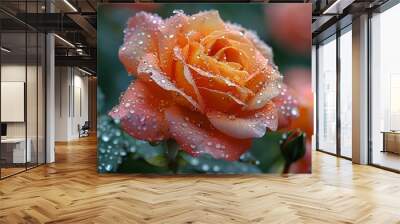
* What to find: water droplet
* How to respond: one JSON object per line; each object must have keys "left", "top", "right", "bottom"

{"left": 212, "top": 166, "right": 220, "bottom": 172}
{"left": 102, "top": 135, "right": 110, "bottom": 142}
{"left": 291, "top": 108, "right": 299, "bottom": 116}
{"left": 173, "top": 9, "right": 184, "bottom": 14}
{"left": 191, "top": 158, "right": 199, "bottom": 166}
{"left": 129, "top": 146, "right": 136, "bottom": 153}
{"left": 105, "top": 164, "right": 112, "bottom": 171}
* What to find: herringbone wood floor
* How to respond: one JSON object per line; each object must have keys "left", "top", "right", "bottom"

{"left": 1, "top": 136, "right": 400, "bottom": 224}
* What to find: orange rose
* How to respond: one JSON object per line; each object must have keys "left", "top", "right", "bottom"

{"left": 109, "top": 10, "right": 283, "bottom": 161}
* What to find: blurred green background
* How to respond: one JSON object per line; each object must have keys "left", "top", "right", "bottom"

{"left": 97, "top": 3, "right": 311, "bottom": 174}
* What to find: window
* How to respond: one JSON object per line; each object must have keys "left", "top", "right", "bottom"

{"left": 370, "top": 3, "right": 400, "bottom": 171}
{"left": 317, "top": 36, "right": 337, "bottom": 154}
{"left": 0, "top": 1, "right": 47, "bottom": 179}
{"left": 339, "top": 27, "right": 352, "bottom": 158}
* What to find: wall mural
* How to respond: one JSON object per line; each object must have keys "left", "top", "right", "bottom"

{"left": 97, "top": 3, "right": 312, "bottom": 174}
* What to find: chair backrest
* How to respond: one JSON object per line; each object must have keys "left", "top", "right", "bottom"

{"left": 82, "top": 121, "right": 90, "bottom": 129}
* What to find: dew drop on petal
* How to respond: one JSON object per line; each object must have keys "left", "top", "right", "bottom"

{"left": 291, "top": 108, "right": 299, "bottom": 116}
{"left": 173, "top": 9, "right": 184, "bottom": 14}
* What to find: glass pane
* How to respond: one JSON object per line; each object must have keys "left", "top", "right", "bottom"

{"left": 27, "top": 31, "right": 38, "bottom": 169}
{"left": 26, "top": 0, "right": 39, "bottom": 169}
{"left": 1, "top": 30, "right": 27, "bottom": 177}
{"left": 318, "top": 36, "right": 337, "bottom": 154}
{"left": 340, "top": 29, "right": 352, "bottom": 158}
{"left": 38, "top": 33, "right": 45, "bottom": 165}
{"left": 371, "top": 4, "right": 400, "bottom": 171}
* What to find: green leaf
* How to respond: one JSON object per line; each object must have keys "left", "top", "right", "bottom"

{"left": 118, "top": 156, "right": 171, "bottom": 174}
{"left": 144, "top": 154, "right": 168, "bottom": 167}
{"left": 149, "top": 141, "right": 162, "bottom": 146}
{"left": 134, "top": 140, "right": 169, "bottom": 168}
{"left": 178, "top": 152, "right": 261, "bottom": 174}
{"left": 247, "top": 132, "right": 286, "bottom": 173}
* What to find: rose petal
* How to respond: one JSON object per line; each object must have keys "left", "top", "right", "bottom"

{"left": 164, "top": 106, "right": 252, "bottom": 161}
{"left": 246, "top": 78, "right": 282, "bottom": 111}
{"left": 173, "top": 48, "right": 204, "bottom": 107}
{"left": 205, "top": 34, "right": 271, "bottom": 79}
{"left": 109, "top": 80, "right": 170, "bottom": 141}
{"left": 158, "top": 13, "right": 188, "bottom": 76}
{"left": 207, "top": 38, "right": 231, "bottom": 56}
{"left": 226, "top": 22, "right": 274, "bottom": 63}
{"left": 207, "top": 102, "right": 278, "bottom": 139}
{"left": 119, "top": 12, "right": 161, "bottom": 75}
{"left": 187, "top": 61, "right": 253, "bottom": 101}
{"left": 137, "top": 53, "right": 203, "bottom": 112}
{"left": 225, "top": 39, "right": 264, "bottom": 74}
{"left": 201, "top": 30, "right": 253, "bottom": 51}
{"left": 198, "top": 87, "right": 246, "bottom": 113}
{"left": 214, "top": 46, "right": 249, "bottom": 72}
{"left": 245, "top": 57, "right": 280, "bottom": 93}
{"left": 197, "top": 51, "right": 249, "bottom": 85}
{"left": 272, "top": 84, "right": 300, "bottom": 129}
{"left": 179, "top": 42, "right": 253, "bottom": 101}
{"left": 244, "top": 31, "right": 274, "bottom": 63}
{"left": 184, "top": 10, "right": 226, "bottom": 36}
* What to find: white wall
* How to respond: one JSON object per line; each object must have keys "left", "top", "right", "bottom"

{"left": 55, "top": 67, "right": 69, "bottom": 141}
{"left": 54, "top": 67, "right": 89, "bottom": 141}
{"left": 1, "top": 65, "right": 40, "bottom": 138}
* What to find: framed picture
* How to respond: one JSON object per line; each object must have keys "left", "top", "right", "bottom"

{"left": 97, "top": 3, "right": 312, "bottom": 174}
